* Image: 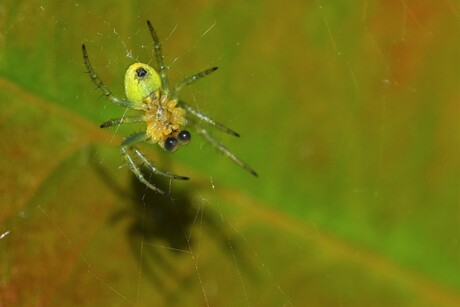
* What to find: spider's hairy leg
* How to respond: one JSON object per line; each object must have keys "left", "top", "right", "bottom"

{"left": 121, "top": 133, "right": 169, "bottom": 195}
{"left": 147, "top": 20, "right": 169, "bottom": 93}
{"left": 121, "top": 132, "right": 188, "bottom": 195}
{"left": 179, "top": 101, "right": 240, "bottom": 137}
{"left": 192, "top": 123, "right": 258, "bottom": 177}
{"left": 132, "top": 148, "right": 189, "bottom": 180}
{"left": 171, "top": 67, "right": 218, "bottom": 100}
{"left": 121, "top": 146, "right": 169, "bottom": 196}
{"left": 81, "top": 44, "right": 144, "bottom": 110}
{"left": 100, "top": 115, "right": 145, "bottom": 128}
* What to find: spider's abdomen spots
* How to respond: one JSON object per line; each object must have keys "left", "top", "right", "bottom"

{"left": 124, "top": 63, "right": 161, "bottom": 104}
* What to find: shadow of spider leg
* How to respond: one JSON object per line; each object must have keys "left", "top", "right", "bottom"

{"left": 121, "top": 132, "right": 189, "bottom": 196}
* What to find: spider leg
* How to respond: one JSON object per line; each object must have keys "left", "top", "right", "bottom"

{"left": 132, "top": 148, "right": 190, "bottom": 180}
{"left": 171, "top": 67, "right": 218, "bottom": 100}
{"left": 147, "top": 20, "right": 170, "bottom": 93}
{"left": 179, "top": 100, "right": 240, "bottom": 137}
{"left": 121, "top": 133, "right": 168, "bottom": 195}
{"left": 121, "top": 132, "right": 188, "bottom": 195}
{"left": 81, "top": 44, "right": 144, "bottom": 110}
{"left": 192, "top": 123, "right": 258, "bottom": 177}
{"left": 100, "top": 115, "right": 145, "bottom": 128}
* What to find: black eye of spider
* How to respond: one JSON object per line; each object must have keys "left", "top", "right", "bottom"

{"left": 135, "top": 67, "right": 148, "bottom": 79}
{"left": 164, "top": 137, "right": 179, "bottom": 152}
{"left": 178, "top": 130, "right": 191, "bottom": 145}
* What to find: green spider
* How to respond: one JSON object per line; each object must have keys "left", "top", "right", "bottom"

{"left": 82, "top": 20, "right": 257, "bottom": 195}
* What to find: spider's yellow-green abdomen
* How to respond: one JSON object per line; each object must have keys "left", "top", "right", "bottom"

{"left": 124, "top": 63, "right": 162, "bottom": 104}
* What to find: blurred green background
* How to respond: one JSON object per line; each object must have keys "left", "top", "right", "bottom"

{"left": 1, "top": 0, "right": 459, "bottom": 306}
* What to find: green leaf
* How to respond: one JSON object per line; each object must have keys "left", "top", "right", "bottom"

{"left": 1, "top": 1, "right": 459, "bottom": 306}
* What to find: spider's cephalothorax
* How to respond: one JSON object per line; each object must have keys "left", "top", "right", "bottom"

{"left": 82, "top": 20, "right": 257, "bottom": 196}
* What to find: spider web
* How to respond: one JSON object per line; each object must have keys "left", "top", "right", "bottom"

{"left": 95, "top": 17, "right": 291, "bottom": 306}
{"left": 1, "top": 5, "right": 290, "bottom": 306}
{"left": 1, "top": 0, "right": 459, "bottom": 306}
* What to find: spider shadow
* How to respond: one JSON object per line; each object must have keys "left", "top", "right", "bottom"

{"left": 109, "top": 175, "right": 195, "bottom": 292}
{"left": 91, "top": 155, "right": 253, "bottom": 299}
